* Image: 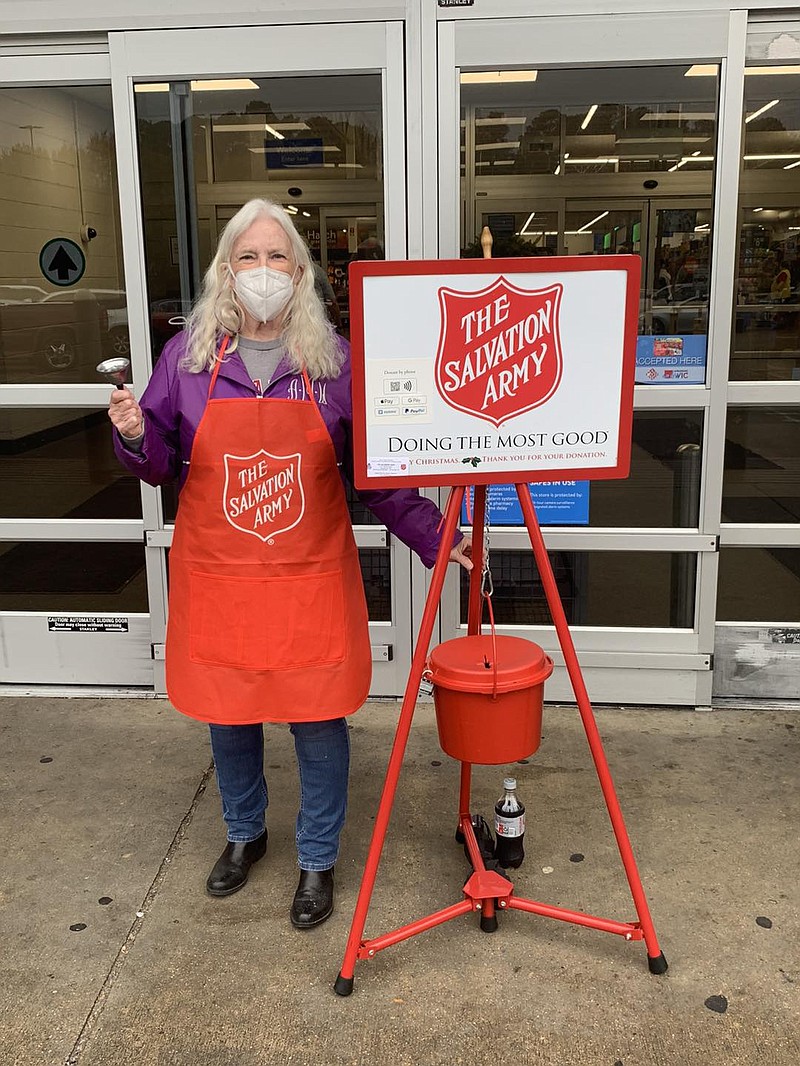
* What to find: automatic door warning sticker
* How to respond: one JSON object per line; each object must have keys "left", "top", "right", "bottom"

{"left": 223, "top": 449, "right": 305, "bottom": 542}
{"left": 435, "top": 277, "right": 563, "bottom": 428}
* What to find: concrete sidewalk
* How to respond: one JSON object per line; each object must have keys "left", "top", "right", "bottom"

{"left": 1, "top": 696, "right": 798, "bottom": 1066}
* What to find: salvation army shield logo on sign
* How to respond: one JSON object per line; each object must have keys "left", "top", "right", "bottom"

{"left": 222, "top": 449, "right": 305, "bottom": 543}
{"left": 435, "top": 277, "right": 564, "bottom": 428}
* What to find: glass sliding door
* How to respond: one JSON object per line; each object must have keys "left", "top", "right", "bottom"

{"left": 438, "top": 11, "right": 731, "bottom": 705}
{"left": 110, "top": 22, "right": 411, "bottom": 695}
{"left": 0, "top": 59, "right": 152, "bottom": 688}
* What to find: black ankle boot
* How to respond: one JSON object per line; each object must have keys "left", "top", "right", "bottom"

{"left": 206, "top": 830, "right": 268, "bottom": 897}
{"left": 290, "top": 867, "right": 334, "bottom": 929}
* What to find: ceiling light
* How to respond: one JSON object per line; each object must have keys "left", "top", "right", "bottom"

{"left": 784, "top": 159, "right": 800, "bottom": 170}
{"left": 746, "top": 99, "right": 780, "bottom": 123}
{"left": 686, "top": 64, "right": 800, "bottom": 76}
{"left": 284, "top": 205, "right": 298, "bottom": 214}
{"left": 476, "top": 117, "right": 527, "bottom": 126}
{"left": 213, "top": 122, "right": 284, "bottom": 139}
{"left": 642, "top": 111, "right": 717, "bottom": 121}
{"left": 475, "top": 141, "right": 521, "bottom": 151}
{"left": 753, "top": 207, "right": 764, "bottom": 212}
{"left": 134, "top": 78, "right": 260, "bottom": 94}
{"left": 301, "top": 211, "right": 311, "bottom": 217}
{"left": 580, "top": 104, "right": 598, "bottom": 130}
{"left": 745, "top": 153, "right": 800, "bottom": 160}
{"left": 191, "top": 79, "right": 259, "bottom": 91}
{"left": 248, "top": 144, "right": 341, "bottom": 155}
{"left": 563, "top": 157, "right": 618, "bottom": 164}
{"left": 519, "top": 211, "right": 537, "bottom": 236}
{"left": 684, "top": 65, "right": 719, "bottom": 77}
{"left": 554, "top": 163, "right": 561, "bottom": 175}
{"left": 577, "top": 211, "right": 609, "bottom": 233}
{"left": 746, "top": 65, "right": 800, "bottom": 76}
{"left": 461, "top": 70, "right": 538, "bottom": 84}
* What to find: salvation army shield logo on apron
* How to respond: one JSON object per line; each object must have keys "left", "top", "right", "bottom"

{"left": 222, "top": 449, "right": 305, "bottom": 542}
{"left": 435, "top": 277, "right": 564, "bottom": 428}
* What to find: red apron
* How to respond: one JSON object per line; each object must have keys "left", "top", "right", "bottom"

{"left": 165, "top": 338, "right": 372, "bottom": 724}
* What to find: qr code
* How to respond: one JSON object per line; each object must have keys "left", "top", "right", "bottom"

{"left": 389, "top": 381, "right": 401, "bottom": 392}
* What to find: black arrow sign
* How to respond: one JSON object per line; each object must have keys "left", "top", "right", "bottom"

{"left": 48, "top": 244, "right": 78, "bottom": 281}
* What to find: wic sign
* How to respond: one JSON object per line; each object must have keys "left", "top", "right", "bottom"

{"left": 349, "top": 256, "right": 639, "bottom": 489}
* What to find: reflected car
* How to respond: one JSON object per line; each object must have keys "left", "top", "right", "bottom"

{"left": 0, "top": 288, "right": 111, "bottom": 379}
{"left": 99, "top": 299, "right": 192, "bottom": 362}
{"left": 644, "top": 283, "right": 709, "bottom": 337}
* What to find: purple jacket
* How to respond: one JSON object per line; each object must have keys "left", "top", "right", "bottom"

{"left": 114, "top": 332, "right": 458, "bottom": 567}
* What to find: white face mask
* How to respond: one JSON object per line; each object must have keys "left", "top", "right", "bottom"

{"left": 229, "top": 265, "right": 295, "bottom": 324}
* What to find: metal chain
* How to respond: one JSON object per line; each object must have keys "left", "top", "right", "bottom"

{"left": 480, "top": 490, "right": 493, "bottom": 598}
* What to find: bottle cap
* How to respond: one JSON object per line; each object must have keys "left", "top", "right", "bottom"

{"left": 503, "top": 777, "right": 517, "bottom": 790}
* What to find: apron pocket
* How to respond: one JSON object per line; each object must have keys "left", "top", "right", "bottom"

{"left": 189, "top": 570, "right": 347, "bottom": 670}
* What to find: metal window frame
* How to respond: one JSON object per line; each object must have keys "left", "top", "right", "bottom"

{"left": 108, "top": 22, "right": 411, "bottom": 694}
{"left": 434, "top": 10, "right": 749, "bottom": 704}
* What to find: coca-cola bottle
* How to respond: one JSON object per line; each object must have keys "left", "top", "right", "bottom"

{"left": 494, "top": 777, "right": 525, "bottom": 869}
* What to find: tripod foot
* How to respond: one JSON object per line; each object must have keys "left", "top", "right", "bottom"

{"left": 648, "top": 952, "right": 669, "bottom": 975}
{"left": 334, "top": 972, "right": 355, "bottom": 997}
{"left": 480, "top": 913, "right": 498, "bottom": 933}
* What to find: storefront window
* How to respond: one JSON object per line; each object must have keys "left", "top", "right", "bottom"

{"left": 732, "top": 59, "right": 800, "bottom": 381}
{"left": 461, "top": 68, "right": 717, "bottom": 178}
{"left": 462, "top": 412, "right": 703, "bottom": 530}
{"left": 359, "top": 548, "right": 391, "bottom": 621}
{"left": 0, "top": 408, "right": 141, "bottom": 520}
{"left": 722, "top": 406, "right": 800, "bottom": 523}
{"left": 717, "top": 547, "right": 800, "bottom": 621}
{"left": 0, "top": 86, "right": 126, "bottom": 384}
{"left": 460, "top": 549, "right": 697, "bottom": 628}
{"left": 460, "top": 65, "right": 719, "bottom": 385}
{"left": 134, "top": 75, "right": 384, "bottom": 358}
{"left": 0, "top": 541, "right": 147, "bottom": 612}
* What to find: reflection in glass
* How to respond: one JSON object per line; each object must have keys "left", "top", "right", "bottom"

{"left": 135, "top": 76, "right": 383, "bottom": 357}
{"left": 0, "top": 408, "right": 142, "bottom": 520}
{"left": 359, "top": 548, "right": 391, "bottom": 621}
{"left": 0, "top": 86, "right": 126, "bottom": 384}
{"left": 460, "top": 550, "right": 697, "bottom": 627}
{"left": 732, "top": 65, "right": 800, "bottom": 380}
{"left": 0, "top": 541, "right": 147, "bottom": 611}
{"left": 718, "top": 547, "right": 800, "bottom": 621}
{"left": 590, "top": 411, "right": 703, "bottom": 527}
{"left": 463, "top": 413, "right": 704, "bottom": 529}
{"left": 722, "top": 406, "right": 800, "bottom": 523}
{"left": 459, "top": 67, "right": 718, "bottom": 382}
{"left": 462, "top": 212, "right": 558, "bottom": 258}
{"left": 460, "top": 66, "right": 718, "bottom": 179}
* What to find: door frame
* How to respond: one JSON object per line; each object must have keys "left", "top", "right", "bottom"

{"left": 434, "top": 9, "right": 749, "bottom": 706}
{"left": 0, "top": 48, "right": 159, "bottom": 690}
{"left": 108, "top": 22, "right": 413, "bottom": 695}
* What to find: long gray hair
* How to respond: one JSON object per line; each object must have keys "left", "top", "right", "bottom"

{"left": 182, "top": 198, "right": 342, "bottom": 379}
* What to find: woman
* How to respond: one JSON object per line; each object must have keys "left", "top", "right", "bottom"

{"left": 108, "top": 198, "right": 474, "bottom": 929}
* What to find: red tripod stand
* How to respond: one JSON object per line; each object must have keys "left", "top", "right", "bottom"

{"left": 334, "top": 482, "right": 668, "bottom": 996}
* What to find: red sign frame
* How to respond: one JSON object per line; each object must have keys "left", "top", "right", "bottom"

{"left": 349, "top": 255, "right": 640, "bottom": 490}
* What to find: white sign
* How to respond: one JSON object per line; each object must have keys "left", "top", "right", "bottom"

{"left": 350, "top": 256, "right": 638, "bottom": 489}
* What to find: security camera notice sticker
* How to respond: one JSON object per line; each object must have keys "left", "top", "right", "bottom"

{"left": 47, "top": 616, "right": 129, "bottom": 633}
{"left": 366, "top": 458, "right": 411, "bottom": 476}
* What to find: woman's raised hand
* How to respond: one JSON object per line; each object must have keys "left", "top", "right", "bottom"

{"left": 108, "top": 386, "right": 144, "bottom": 440}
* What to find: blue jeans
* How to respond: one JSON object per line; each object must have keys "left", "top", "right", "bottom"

{"left": 208, "top": 719, "right": 350, "bottom": 872}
